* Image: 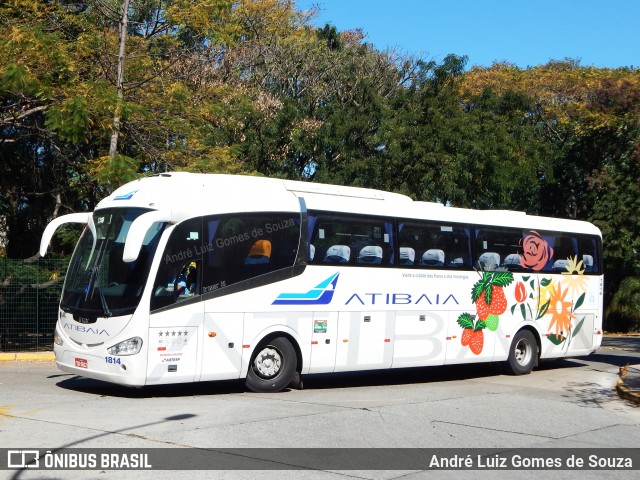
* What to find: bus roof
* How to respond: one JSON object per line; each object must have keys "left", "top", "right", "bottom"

{"left": 100, "top": 172, "right": 601, "bottom": 237}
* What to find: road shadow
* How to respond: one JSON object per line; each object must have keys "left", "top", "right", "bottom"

{"left": 586, "top": 351, "right": 640, "bottom": 368}
{"left": 55, "top": 358, "right": 597, "bottom": 398}
{"left": 601, "top": 335, "right": 640, "bottom": 353}
{"left": 56, "top": 375, "right": 246, "bottom": 398}
{"left": 561, "top": 379, "right": 621, "bottom": 408}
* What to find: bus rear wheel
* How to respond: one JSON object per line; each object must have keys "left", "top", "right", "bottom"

{"left": 245, "top": 337, "right": 296, "bottom": 393}
{"left": 505, "top": 329, "right": 537, "bottom": 375}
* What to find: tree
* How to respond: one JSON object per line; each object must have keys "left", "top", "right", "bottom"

{"left": 0, "top": 0, "right": 242, "bottom": 255}
{"left": 0, "top": 0, "right": 97, "bottom": 257}
{"left": 380, "top": 55, "right": 553, "bottom": 208}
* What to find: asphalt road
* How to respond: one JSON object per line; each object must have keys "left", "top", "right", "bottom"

{"left": 1, "top": 337, "right": 639, "bottom": 479}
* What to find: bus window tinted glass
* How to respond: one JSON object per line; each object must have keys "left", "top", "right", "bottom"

{"left": 474, "top": 227, "right": 524, "bottom": 271}
{"left": 202, "top": 213, "right": 300, "bottom": 291}
{"left": 550, "top": 233, "right": 600, "bottom": 274}
{"left": 474, "top": 228, "right": 601, "bottom": 274}
{"left": 151, "top": 218, "right": 202, "bottom": 311}
{"left": 398, "top": 221, "right": 471, "bottom": 268}
{"left": 309, "top": 213, "right": 393, "bottom": 265}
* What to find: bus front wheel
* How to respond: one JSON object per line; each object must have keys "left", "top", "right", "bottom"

{"left": 505, "top": 329, "right": 537, "bottom": 375}
{"left": 245, "top": 337, "right": 296, "bottom": 393}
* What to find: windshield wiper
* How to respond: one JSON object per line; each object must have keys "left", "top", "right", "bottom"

{"left": 96, "top": 285, "right": 113, "bottom": 318}
{"left": 85, "top": 241, "right": 113, "bottom": 318}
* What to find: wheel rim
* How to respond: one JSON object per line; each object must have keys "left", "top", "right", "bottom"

{"left": 514, "top": 338, "right": 532, "bottom": 366}
{"left": 253, "top": 346, "right": 282, "bottom": 379}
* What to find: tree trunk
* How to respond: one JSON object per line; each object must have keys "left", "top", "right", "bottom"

{"left": 108, "top": 0, "right": 130, "bottom": 158}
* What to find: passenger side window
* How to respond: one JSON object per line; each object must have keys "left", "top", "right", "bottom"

{"left": 474, "top": 227, "right": 524, "bottom": 271}
{"left": 309, "top": 213, "right": 393, "bottom": 266}
{"left": 202, "top": 213, "right": 300, "bottom": 292}
{"left": 398, "top": 221, "right": 471, "bottom": 268}
{"left": 474, "top": 228, "right": 600, "bottom": 274}
{"left": 151, "top": 218, "right": 202, "bottom": 311}
{"left": 578, "top": 236, "right": 599, "bottom": 274}
{"left": 551, "top": 233, "right": 600, "bottom": 274}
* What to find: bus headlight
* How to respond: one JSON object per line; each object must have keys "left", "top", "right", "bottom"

{"left": 53, "top": 329, "right": 63, "bottom": 346}
{"left": 108, "top": 337, "right": 143, "bottom": 356}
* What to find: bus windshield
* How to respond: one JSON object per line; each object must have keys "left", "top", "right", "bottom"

{"left": 61, "top": 208, "right": 165, "bottom": 318}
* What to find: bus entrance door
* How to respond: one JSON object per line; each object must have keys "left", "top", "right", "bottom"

{"left": 147, "top": 304, "right": 202, "bottom": 384}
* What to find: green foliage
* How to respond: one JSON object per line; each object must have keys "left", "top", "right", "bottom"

{"left": 45, "top": 96, "right": 91, "bottom": 143}
{"left": 89, "top": 154, "right": 141, "bottom": 191}
{"left": 607, "top": 277, "right": 640, "bottom": 332}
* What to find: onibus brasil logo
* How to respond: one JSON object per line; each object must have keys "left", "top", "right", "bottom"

{"left": 272, "top": 273, "right": 339, "bottom": 305}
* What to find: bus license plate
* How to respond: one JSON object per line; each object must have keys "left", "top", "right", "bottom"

{"left": 75, "top": 358, "right": 88, "bottom": 368}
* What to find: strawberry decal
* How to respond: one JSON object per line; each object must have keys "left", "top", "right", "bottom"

{"left": 471, "top": 271, "right": 514, "bottom": 331}
{"left": 456, "top": 271, "right": 514, "bottom": 355}
{"left": 457, "top": 313, "right": 485, "bottom": 355}
{"left": 469, "top": 330, "right": 484, "bottom": 355}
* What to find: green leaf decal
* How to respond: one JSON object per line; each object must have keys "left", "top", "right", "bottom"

{"left": 573, "top": 317, "right": 585, "bottom": 336}
{"left": 540, "top": 278, "right": 551, "bottom": 287}
{"left": 492, "top": 272, "right": 514, "bottom": 287}
{"left": 537, "top": 300, "right": 550, "bottom": 319}
{"left": 523, "top": 276, "right": 530, "bottom": 282}
{"left": 574, "top": 292, "right": 585, "bottom": 311}
{"left": 511, "top": 304, "right": 517, "bottom": 315}
{"left": 457, "top": 313, "right": 474, "bottom": 329}
{"left": 475, "top": 319, "right": 487, "bottom": 331}
{"left": 530, "top": 280, "right": 535, "bottom": 289}
{"left": 471, "top": 280, "right": 485, "bottom": 302}
{"left": 547, "top": 333, "right": 566, "bottom": 345}
{"left": 520, "top": 302, "right": 527, "bottom": 320}
{"left": 484, "top": 287, "right": 493, "bottom": 305}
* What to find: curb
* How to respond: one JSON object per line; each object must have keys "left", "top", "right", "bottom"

{"left": 0, "top": 352, "right": 55, "bottom": 362}
{"left": 615, "top": 365, "right": 640, "bottom": 406}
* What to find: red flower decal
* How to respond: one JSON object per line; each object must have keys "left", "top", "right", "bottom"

{"left": 520, "top": 231, "right": 554, "bottom": 271}
{"left": 515, "top": 281, "right": 527, "bottom": 303}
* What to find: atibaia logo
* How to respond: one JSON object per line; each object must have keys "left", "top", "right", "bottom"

{"left": 272, "top": 273, "right": 339, "bottom": 305}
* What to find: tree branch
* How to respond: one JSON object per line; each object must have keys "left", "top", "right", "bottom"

{"left": 0, "top": 105, "right": 47, "bottom": 126}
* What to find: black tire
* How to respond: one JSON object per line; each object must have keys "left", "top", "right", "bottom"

{"left": 505, "top": 329, "right": 537, "bottom": 375}
{"left": 245, "top": 337, "right": 297, "bottom": 393}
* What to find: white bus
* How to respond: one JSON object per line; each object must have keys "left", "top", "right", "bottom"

{"left": 40, "top": 173, "right": 603, "bottom": 392}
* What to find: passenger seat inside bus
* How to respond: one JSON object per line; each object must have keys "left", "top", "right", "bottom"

{"left": 419, "top": 249, "right": 445, "bottom": 267}
{"left": 323, "top": 245, "right": 351, "bottom": 263}
{"left": 477, "top": 252, "right": 500, "bottom": 270}
{"left": 357, "top": 245, "right": 383, "bottom": 264}
{"left": 502, "top": 253, "right": 522, "bottom": 270}
{"left": 552, "top": 259, "right": 569, "bottom": 272}
{"left": 399, "top": 247, "right": 415, "bottom": 266}
{"left": 583, "top": 254, "right": 593, "bottom": 272}
{"left": 245, "top": 239, "right": 272, "bottom": 264}
{"left": 448, "top": 257, "right": 465, "bottom": 268}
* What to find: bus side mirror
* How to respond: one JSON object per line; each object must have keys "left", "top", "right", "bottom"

{"left": 123, "top": 210, "right": 172, "bottom": 263}
{"left": 39, "top": 213, "right": 91, "bottom": 257}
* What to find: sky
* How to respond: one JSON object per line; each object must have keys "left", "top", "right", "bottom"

{"left": 296, "top": 0, "right": 639, "bottom": 69}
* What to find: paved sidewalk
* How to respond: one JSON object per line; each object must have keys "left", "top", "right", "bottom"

{"left": 0, "top": 352, "right": 55, "bottom": 361}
